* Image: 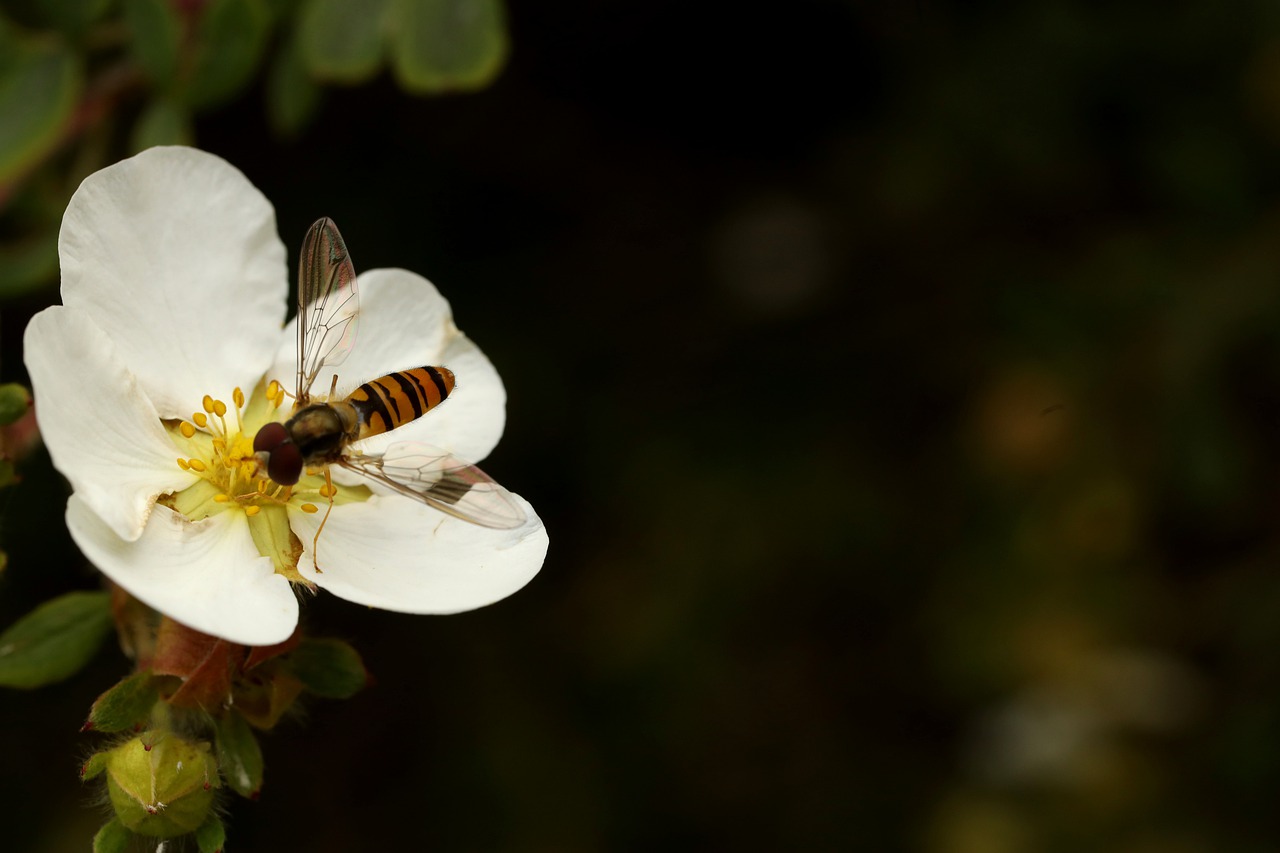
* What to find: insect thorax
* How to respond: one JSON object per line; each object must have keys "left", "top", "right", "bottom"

{"left": 286, "top": 403, "right": 358, "bottom": 465}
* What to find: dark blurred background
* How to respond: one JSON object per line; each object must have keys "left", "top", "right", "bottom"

{"left": 7, "top": 0, "right": 1280, "bottom": 850}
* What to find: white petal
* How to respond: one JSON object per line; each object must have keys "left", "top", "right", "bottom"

{"left": 67, "top": 495, "right": 299, "bottom": 646}
{"left": 291, "top": 493, "right": 547, "bottom": 614}
{"left": 24, "top": 307, "right": 196, "bottom": 541}
{"left": 59, "top": 146, "right": 288, "bottom": 418}
{"left": 267, "top": 267, "right": 508, "bottom": 462}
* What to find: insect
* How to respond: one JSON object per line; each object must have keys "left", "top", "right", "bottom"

{"left": 252, "top": 217, "right": 526, "bottom": 562}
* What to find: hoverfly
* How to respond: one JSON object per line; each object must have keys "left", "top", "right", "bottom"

{"left": 252, "top": 218, "right": 526, "bottom": 560}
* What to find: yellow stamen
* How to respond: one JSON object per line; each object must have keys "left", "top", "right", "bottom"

{"left": 179, "top": 422, "right": 196, "bottom": 439}
{"left": 244, "top": 505, "right": 260, "bottom": 517}
{"left": 212, "top": 399, "right": 227, "bottom": 417}
{"left": 193, "top": 413, "right": 208, "bottom": 428}
{"left": 187, "top": 459, "right": 207, "bottom": 473}
{"left": 202, "top": 395, "right": 214, "bottom": 413}
{"left": 267, "top": 379, "right": 280, "bottom": 405}
{"left": 233, "top": 387, "right": 245, "bottom": 408}
{"left": 300, "top": 503, "right": 319, "bottom": 513}
{"left": 319, "top": 483, "right": 336, "bottom": 498}
{"left": 176, "top": 458, "right": 190, "bottom": 471}
{"left": 213, "top": 494, "right": 230, "bottom": 503}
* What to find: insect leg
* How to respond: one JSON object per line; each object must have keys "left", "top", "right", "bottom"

{"left": 311, "top": 466, "right": 337, "bottom": 573}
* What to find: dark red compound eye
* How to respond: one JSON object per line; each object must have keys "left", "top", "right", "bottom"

{"left": 252, "top": 422, "right": 304, "bottom": 486}
{"left": 253, "top": 422, "right": 288, "bottom": 453}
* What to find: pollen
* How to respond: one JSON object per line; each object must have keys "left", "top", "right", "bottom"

{"left": 168, "top": 385, "right": 293, "bottom": 518}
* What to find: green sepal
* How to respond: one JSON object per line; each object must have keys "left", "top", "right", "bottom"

{"left": 0, "top": 382, "right": 30, "bottom": 425}
{"left": 298, "top": 0, "right": 390, "bottom": 83}
{"left": 86, "top": 670, "right": 159, "bottom": 733}
{"left": 388, "top": 0, "right": 507, "bottom": 93}
{"left": 284, "top": 637, "right": 368, "bottom": 698}
{"left": 215, "top": 711, "right": 264, "bottom": 798}
{"left": 81, "top": 750, "right": 109, "bottom": 780}
{"left": 92, "top": 817, "right": 133, "bottom": 853}
{"left": 0, "top": 590, "right": 112, "bottom": 688}
{"left": 130, "top": 97, "right": 193, "bottom": 152}
{"left": 123, "top": 0, "right": 181, "bottom": 88}
{"left": 184, "top": 0, "right": 271, "bottom": 109}
{"left": 195, "top": 813, "right": 227, "bottom": 853}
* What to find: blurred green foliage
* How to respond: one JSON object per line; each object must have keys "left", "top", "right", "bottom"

{"left": 0, "top": 0, "right": 509, "bottom": 297}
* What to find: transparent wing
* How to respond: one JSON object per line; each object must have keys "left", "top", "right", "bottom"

{"left": 339, "top": 442, "right": 528, "bottom": 530}
{"left": 296, "top": 217, "right": 359, "bottom": 403}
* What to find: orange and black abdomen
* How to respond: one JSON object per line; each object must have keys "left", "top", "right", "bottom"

{"left": 347, "top": 366, "right": 455, "bottom": 439}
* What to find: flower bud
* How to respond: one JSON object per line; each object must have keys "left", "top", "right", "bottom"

{"left": 103, "top": 734, "right": 220, "bottom": 838}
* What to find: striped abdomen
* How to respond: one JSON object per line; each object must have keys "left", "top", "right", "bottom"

{"left": 345, "top": 366, "right": 455, "bottom": 440}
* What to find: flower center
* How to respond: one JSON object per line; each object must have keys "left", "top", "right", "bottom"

{"left": 160, "top": 381, "right": 326, "bottom": 583}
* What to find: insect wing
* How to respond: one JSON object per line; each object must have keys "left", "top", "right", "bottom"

{"left": 297, "top": 217, "right": 359, "bottom": 402}
{"left": 339, "top": 443, "right": 528, "bottom": 530}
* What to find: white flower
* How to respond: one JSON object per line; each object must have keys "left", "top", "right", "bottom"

{"left": 23, "top": 147, "right": 548, "bottom": 646}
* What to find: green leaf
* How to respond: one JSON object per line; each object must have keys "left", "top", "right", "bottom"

{"left": 0, "top": 36, "right": 82, "bottom": 184}
{"left": 298, "top": 0, "right": 390, "bottom": 83}
{"left": 195, "top": 813, "right": 227, "bottom": 853}
{"left": 388, "top": 0, "right": 507, "bottom": 93}
{"left": 86, "top": 670, "right": 159, "bottom": 733}
{"left": 266, "top": 31, "right": 322, "bottom": 136}
{"left": 130, "top": 98, "right": 193, "bottom": 152}
{"left": 92, "top": 818, "right": 132, "bottom": 853}
{"left": 0, "top": 228, "right": 58, "bottom": 296}
{"left": 0, "top": 590, "right": 113, "bottom": 688}
{"left": 0, "top": 383, "right": 29, "bottom": 425}
{"left": 284, "top": 637, "right": 367, "bottom": 698}
{"left": 123, "top": 0, "right": 182, "bottom": 87}
{"left": 185, "top": 0, "right": 271, "bottom": 109}
{"left": 215, "top": 712, "right": 263, "bottom": 798}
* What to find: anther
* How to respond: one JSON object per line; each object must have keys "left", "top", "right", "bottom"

{"left": 301, "top": 503, "right": 319, "bottom": 513}
{"left": 187, "top": 459, "right": 207, "bottom": 472}
{"left": 214, "top": 494, "right": 230, "bottom": 503}
{"left": 176, "top": 458, "right": 190, "bottom": 471}
{"left": 244, "top": 505, "right": 261, "bottom": 517}
{"left": 319, "top": 483, "right": 337, "bottom": 498}
{"left": 233, "top": 387, "right": 245, "bottom": 408}
{"left": 193, "top": 413, "right": 208, "bottom": 428}
{"left": 202, "top": 395, "right": 215, "bottom": 413}
{"left": 179, "top": 422, "right": 196, "bottom": 438}
{"left": 212, "top": 399, "right": 227, "bottom": 417}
